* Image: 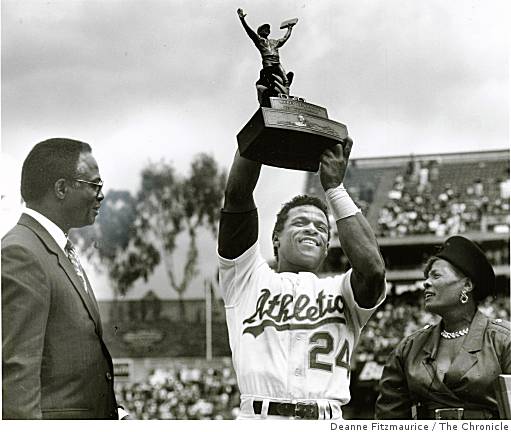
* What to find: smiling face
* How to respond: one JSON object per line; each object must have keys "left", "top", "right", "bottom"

{"left": 274, "top": 204, "right": 329, "bottom": 273}
{"left": 423, "top": 258, "right": 472, "bottom": 315}
{"left": 65, "top": 151, "right": 104, "bottom": 229}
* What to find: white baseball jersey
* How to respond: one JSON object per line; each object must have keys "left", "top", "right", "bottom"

{"left": 218, "top": 240, "right": 386, "bottom": 418}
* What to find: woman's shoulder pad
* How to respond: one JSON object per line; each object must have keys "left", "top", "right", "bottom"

{"left": 488, "top": 318, "right": 511, "bottom": 333}
{"left": 402, "top": 323, "right": 436, "bottom": 342}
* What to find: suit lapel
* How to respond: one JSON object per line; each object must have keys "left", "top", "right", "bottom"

{"left": 420, "top": 323, "right": 441, "bottom": 382}
{"left": 18, "top": 214, "right": 102, "bottom": 333}
{"left": 421, "top": 323, "right": 465, "bottom": 403}
{"left": 444, "top": 310, "right": 486, "bottom": 389}
{"left": 83, "top": 272, "right": 103, "bottom": 336}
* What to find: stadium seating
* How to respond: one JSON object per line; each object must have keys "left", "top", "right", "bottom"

{"left": 115, "top": 363, "right": 240, "bottom": 419}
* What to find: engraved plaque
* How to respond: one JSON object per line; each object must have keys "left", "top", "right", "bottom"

{"left": 269, "top": 97, "right": 328, "bottom": 118}
{"left": 237, "top": 104, "right": 348, "bottom": 172}
{"left": 262, "top": 109, "right": 346, "bottom": 139}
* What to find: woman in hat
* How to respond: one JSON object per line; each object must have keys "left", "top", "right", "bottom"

{"left": 375, "top": 236, "right": 510, "bottom": 420}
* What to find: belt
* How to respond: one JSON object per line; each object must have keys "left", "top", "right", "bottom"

{"left": 253, "top": 400, "right": 320, "bottom": 419}
{"left": 417, "top": 406, "right": 497, "bottom": 420}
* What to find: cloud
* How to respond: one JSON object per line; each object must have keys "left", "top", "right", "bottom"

{"left": 3, "top": 1, "right": 506, "bottom": 143}
{"left": 2, "top": 0, "right": 508, "bottom": 265}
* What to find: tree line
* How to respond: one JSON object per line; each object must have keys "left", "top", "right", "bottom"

{"left": 74, "top": 153, "right": 226, "bottom": 317}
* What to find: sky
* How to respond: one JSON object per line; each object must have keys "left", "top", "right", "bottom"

{"left": 1, "top": 0, "right": 509, "bottom": 299}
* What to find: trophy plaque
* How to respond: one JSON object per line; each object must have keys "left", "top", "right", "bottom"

{"left": 236, "top": 9, "right": 348, "bottom": 172}
{"left": 237, "top": 95, "right": 348, "bottom": 172}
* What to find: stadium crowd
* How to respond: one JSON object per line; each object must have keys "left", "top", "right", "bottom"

{"left": 115, "top": 363, "right": 240, "bottom": 419}
{"left": 377, "top": 161, "right": 510, "bottom": 237}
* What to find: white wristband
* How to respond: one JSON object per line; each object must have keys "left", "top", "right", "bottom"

{"left": 325, "top": 183, "right": 361, "bottom": 221}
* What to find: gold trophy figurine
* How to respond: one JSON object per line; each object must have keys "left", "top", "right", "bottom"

{"left": 236, "top": 8, "right": 348, "bottom": 172}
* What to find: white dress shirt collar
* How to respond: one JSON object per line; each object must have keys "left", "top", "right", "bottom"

{"left": 23, "top": 207, "right": 67, "bottom": 252}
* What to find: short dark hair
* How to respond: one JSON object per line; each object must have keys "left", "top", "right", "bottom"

{"left": 272, "top": 195, "right": 330, "bottom": 260}
{"left": 21, "top": 138, "right": 92, "bottom": 204}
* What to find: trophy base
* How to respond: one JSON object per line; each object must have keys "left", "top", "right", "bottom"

{"left": 237, "top": 97, "right": 348, "bottom": 172}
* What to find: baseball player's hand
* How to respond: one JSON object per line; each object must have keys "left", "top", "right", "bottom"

{"left": 319, "top": 137, "right": 353, "bottom": 191}
{"left": 237, "top": 8, "right": 246, "bottom": 19}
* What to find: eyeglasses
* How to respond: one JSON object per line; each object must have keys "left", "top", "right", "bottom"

{"left": 74, "top": 178, "right": 104, "bottom": 197}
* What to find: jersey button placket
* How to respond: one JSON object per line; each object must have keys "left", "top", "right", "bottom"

{"left": 288, "top": 278, "right": 306, "bottom": 397}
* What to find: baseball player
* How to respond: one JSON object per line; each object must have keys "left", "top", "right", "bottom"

{"left": 217, "top": 139, "right": 387, "bottom": 419}
{"left": 237, "top": 8, "right": 295, "bottom": 88}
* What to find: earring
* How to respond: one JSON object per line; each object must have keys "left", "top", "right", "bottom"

{"left": 460, "top": 289, "right": 469, "bottom": 304}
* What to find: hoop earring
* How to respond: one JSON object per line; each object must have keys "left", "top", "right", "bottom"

{"left": 460, "top": 289, "right": 469, "bottom": 304}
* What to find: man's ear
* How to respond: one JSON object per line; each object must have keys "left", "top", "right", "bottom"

{"left": 54, "top": 178, "right": 68, "bottom": 200}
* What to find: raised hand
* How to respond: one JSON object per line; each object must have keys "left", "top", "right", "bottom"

{"left": 319, "top": 137, "right": 353, "bottom": 191}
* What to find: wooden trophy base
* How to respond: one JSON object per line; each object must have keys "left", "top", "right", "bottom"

{"left": 237, "top": 96, "right": 348, "bottom": 172}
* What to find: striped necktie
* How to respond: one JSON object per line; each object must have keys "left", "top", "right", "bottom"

{"left": 65, "top": 239, "right": 88, "bottom": 293}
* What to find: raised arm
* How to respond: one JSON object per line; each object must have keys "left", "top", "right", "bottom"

{"left": 223, "top": 150, "right": 261, "bottom": 212}
{"left": 218, "top": 150, "right": 262, "bottom": 259}
{"left": 277, "top": 25, "right": 293, "bottom": 47}
{"left": 237, "top": 8, "right": 260, "bottom": 45}
{"left": 320, "top": 139, "right": 386, "bottom": 308}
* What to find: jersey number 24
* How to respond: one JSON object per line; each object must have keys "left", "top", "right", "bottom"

{"left": 308, "top": 331, "right": 350, "bottom": 377}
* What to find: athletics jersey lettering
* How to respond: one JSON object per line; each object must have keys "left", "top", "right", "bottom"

{"left": 242, "top": 289, "right": 346, "bottom": 337}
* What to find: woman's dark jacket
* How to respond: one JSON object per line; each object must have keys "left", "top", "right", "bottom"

{"left": 375, "top": 310, "right": 511, "bottom": 419}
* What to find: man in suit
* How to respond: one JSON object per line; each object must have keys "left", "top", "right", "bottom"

{"left": 2, "top": 138, "right": 124, "bottom": 419}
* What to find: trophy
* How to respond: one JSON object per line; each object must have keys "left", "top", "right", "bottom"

{"left": 236, "top": 8, "right": 348, "bottom": 172}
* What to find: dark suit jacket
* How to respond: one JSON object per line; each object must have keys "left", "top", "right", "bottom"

{"left": 375, "top": 310, "right": 511, "bottom": 419}
{"left": 2, "top": 214, "right": 118, "bottom": 419}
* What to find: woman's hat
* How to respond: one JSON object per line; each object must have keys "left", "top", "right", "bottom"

{"left": 435, "top": 235, "right": 495, "bottom": 300}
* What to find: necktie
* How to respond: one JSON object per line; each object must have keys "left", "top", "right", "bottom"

{"left": 65, "top": 239, "right": 88, "bottom": 293}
